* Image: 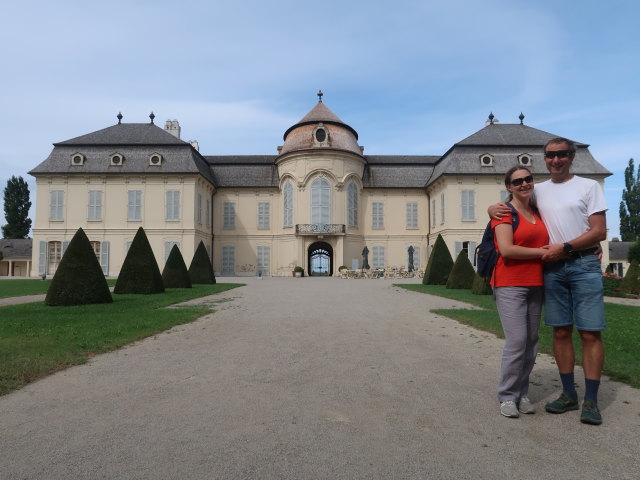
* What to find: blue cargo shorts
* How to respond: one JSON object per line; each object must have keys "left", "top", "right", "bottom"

{"left": 543, "top": 254, "right": 606, "bottom": 331}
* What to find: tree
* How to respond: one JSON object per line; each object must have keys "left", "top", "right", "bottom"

{"left": 45, "top": 228, "right": 112, "bottom": 306}
{"left": 619, "top": 158, "right": 640, "bottom": 241}
{"left": 628, "top": 240, "right": 640, "bottom": 264}
{"left": 114, "top": 227, "right": 165, "bottom": 294}
{"left": 422, "top": 234, "right": 454, "bottom": 285}
{"left": 2, "top": 176, "right": 32, "bottom": 238}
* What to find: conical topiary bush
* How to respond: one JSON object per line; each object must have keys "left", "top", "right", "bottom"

{"left": 162, "top": 244, "right": 192, "bottom": 288}
{"left": 621, "top": 260, "right": 640, "bottom": 292}
{"left": 446, "top": 250, "right": 476, "bottom": 289}
{"left": 45, "top": 228, "right": 112, "bottom": 306}
{"left": 114, "top": 227, "right": 164, "bottom": 294}
{"left": 188, "top": 240, "right": 216, "bottom": 284}
{"left": 422, "top": 234, "right": 454, "bottom": 285}
{"left": 471, "top": 272, "right": 493, "bottom": 295}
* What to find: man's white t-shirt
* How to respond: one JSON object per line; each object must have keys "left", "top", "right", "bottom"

{"left": 534, "top": 175, "right": 607, "bottom": 245}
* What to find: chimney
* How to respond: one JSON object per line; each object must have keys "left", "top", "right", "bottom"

{"left": 164, "top": 120, "right": 181, "bottom": 139}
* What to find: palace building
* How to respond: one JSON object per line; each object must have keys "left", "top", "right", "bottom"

{"left": 28, "top": 94, "right": 611, "bottom": 278}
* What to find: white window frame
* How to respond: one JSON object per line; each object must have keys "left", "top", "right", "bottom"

{"left": 461, "top": 190, "right": 476, "bottom": 221}
{"left": 196, "top": 194, "right": 202, "bottom": 225}
{"left": 223, "top": 202, "right": 235, "bottom": 229}
{"left": 206, "top": 199, "right": 211, "bottom": 228}
{"left": 50, "top": 190, "right": 64, "bottom": 221}
{"left": 372, "top": 202, "right": 384, "bottom": 229}
{"left": 258, "top": 202, "right": 270, "bottom": 229}
{"left": 347, "top": 181, "right": 358, "bottom": 228}
{"left": 166, "top": 190, "right": 180, "bottom": 221}
{"left": 440, "top": 192, "right": 445, "bottom": 225}
{"left": 128, "top": 190, "right": 142, "bottom": 221}
{"left": 407, "top": 202, "right": 418, "bottom": 229}
{"left": 88, "top": 190, "right": 102, "bottom": 221}
{"left": 372, "top": 246, "right": 385, "bottom": 269}
{"left": 283, "top": 181, "right": 293, "bottom": 228}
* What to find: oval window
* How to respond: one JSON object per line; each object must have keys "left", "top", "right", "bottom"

{"left": 315, "top": 128, "right": 326, "bottom": 142}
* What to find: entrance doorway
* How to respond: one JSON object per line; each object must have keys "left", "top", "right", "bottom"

{"left": 308, "top": 241, "right": 333, "bottom": 276}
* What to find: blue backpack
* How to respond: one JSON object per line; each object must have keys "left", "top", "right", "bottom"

{"left": 474, "top": 203, "right": 519, "bottom": 279}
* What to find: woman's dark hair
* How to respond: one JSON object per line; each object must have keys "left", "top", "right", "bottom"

{"left": 504, "top": 166, "right": 532, "bottom": 202}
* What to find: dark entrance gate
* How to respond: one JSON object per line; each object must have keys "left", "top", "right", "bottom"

{"left": 308, "top": 241, "right": 333, "bottom": 276}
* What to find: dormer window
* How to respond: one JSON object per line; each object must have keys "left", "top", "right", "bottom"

{"left": 312, "top": 124, "right": 330, "bottom": 147}
{"left": 518, "top": 153, "right": 532, "bottom": 166}
{"left": 110, "top": 153, "right": 124, "bottom": 166}
{"left": 479, "top": 153, "right": 494, "bottom": 167}
{"left": 149, "top": 153, "right": 163, "bottom": 166}
{"left": 71, "top": 153, "right": 85, "bottom": 166}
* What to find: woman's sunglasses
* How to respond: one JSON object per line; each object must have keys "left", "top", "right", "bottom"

{"left": 509, "top": 175, "right": 534, "bottom": 186}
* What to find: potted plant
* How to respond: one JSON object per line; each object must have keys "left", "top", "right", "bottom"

{"left": 294, "top": 265, "right": 304, "bottom": 277}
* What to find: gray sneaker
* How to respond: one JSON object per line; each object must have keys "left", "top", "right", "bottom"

{"left": 518, "top": 396, "right": 536, "bottom": 414}
{"left": 500, "top": 401, "right": 520, "bottom": 418}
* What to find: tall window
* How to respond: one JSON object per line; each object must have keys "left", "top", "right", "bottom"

{"left": 440, "top": 193, "right": 445, "bottom": 224}
{"left": 500, "top": 190, "right": 509, "bottom": 202}
{"left": 283, "top": 181, "right": 293, "bottom": 227}
{"left": 50, "top": 190, "right": 64, "bottom": 221}
{"left": 257, "top": 246, "right": 270, "bottom": 276}
{"left": 431, "top": 199, "right": 436, "bottom": 227}
{"left": 196, "top": 194, "right": 203, "bottom": 224}
{"left": 128, "top": 190, "right": 142, "bottom": 221}
{"left": 372, "top": 202, "right": 384, "bottom": 229}
{"left": 311, "top": 178, "right": 331, "bottom": 224}
{"left": 166, "top": 190, "right": 180, "bottom": 221}
{"left": 407, "top": 202, "right": 418, "bottom": 229}
{"left": 258, "top": 202, "right": 270, "bottom": 229}
{"left": 455, "top": 240, "right": 478, "bottom": 266}
{"left": 347, "top": 181, "right": 358, "bottom": 227}
{"left": 461, "top": 190, "right": 475, "bottom": 221}
{"left": 223, "top": 202, "right": 235, "bottom": 229}
{"left": 222, "top": 245, "right": 235, "bottom": 275}
{"left": 372, "top": 246, "right": 385, "bottom": 269}
{"left": 206, "top": 199, "right": 211, "bottom": 228}
{"left": 409, "top": 246, "right": 421, "bottom": 270}
{"left": 90, "top": 240, "right": 110, "bottom": 275}
{"left": 88, "top": 190, "right": 102, "bottom": 221}
{"left": 47, "top": 241, "right": 62, "bottom": 274}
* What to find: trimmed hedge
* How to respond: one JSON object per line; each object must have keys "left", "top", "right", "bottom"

{"left": 188, "top": 241, "right": 216, "bottom": 284}
{"left": 162, "top": 244, "right": 192, "bottom": 288}
{"left": 446, "top": 250, "right": 476, "bottom": 289}
{"left": 621, "top": 260, "right": 640, "bottom": 292}
{"left": 471, "top": 273, "right": 493, "bottom": 295}
{"left": 114, "top": 227, "right": 165, "bottom": 294}
{"left": 45, "top": 228, "right": 112, "bottom": 306}
{"left": 423, "top": 234, "right": 453, "bottom": 285}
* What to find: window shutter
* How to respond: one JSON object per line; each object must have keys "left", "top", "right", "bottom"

{"left": 62, "top": 241, "right": 69, "bottom": 256}
{"left": 468, "top": 241, "right": 477, "bottom": 266}
{"left": 100, "top": 241, "right": 109, "bottom": 275}
{"left": 455, "top": 241, "right": 463, "bottom": 259}
{"left": 39, "top": 241, "right": 46, "bottom": 275}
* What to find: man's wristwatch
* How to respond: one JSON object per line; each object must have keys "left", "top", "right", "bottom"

{"left": 563, "top": 242, "right": 574, "bottom": 254}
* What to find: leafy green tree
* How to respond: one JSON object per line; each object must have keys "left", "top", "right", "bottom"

{"left": 628, "top": 240, "right": 640, "bottom": 264}
{"left": 446, "top": 250, "right": 476, "bottom": 289}
{"left": 162, "top": 244, "right": 192, "bottom": 288}
{"left": 188, "top": 241, "right": 216, "bottom": 284}
{"left": 114, "top": 227, "right": 165, "bottom": 294}
{"left": 422, "top": 234, "right": 453, "bottom": 285}
{"left": 45, "top": 228, "right": 112, "bottom": 306}
{"left": 619, "top": 158, "right": 640, "bottom": 241}
{"left": 2, "top": 176, "right": 32, "bottom": 238}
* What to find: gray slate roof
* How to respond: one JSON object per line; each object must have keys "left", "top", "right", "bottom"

{"left": 0, "top": 238, "right": 32, "bottom": 259}
{"left": 363, "top": 156, "right": 438, "bottom": 189}
{"left": 205, "top": 156, "right": 279, "bottom": 188}
{"left": 608, "top": 241, "right": 634, "bottom": 261}
{"left": 55, "top": 123, "right": 187, "bottom": 146}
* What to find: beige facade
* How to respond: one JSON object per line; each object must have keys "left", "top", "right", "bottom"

{"left": 28, "top": 99, "right": 611, "bottom": 278}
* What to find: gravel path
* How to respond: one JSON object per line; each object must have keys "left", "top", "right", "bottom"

{"left": 0, "top": 277, "right": 638, "bottom": 479}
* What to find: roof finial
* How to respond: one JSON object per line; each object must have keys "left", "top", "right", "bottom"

{"left": 519, "top": 112, "right": 525, "bottom": 125}
{"left": 488, "top": 112, "right": 495, "bottom": 125}
{"left": 317, "top": 90, "right": 323, "bottom": 103}
{"left": 149, "top": 111, "right": 155, "bottom": 124}
{"left": 117, "top": 112, "right": 123, "bottom": 124}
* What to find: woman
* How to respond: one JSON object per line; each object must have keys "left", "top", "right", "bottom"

{"left": 492, "top": 166, "right": 549, "bottom": 418}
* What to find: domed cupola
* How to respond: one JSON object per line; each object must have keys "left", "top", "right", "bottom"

{"left": 278, "top": 91, "right": 363, "bottom": 156}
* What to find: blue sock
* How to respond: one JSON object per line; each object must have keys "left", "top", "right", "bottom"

{"left": 584, "top": 378, "right": 600, "bottom": 403}
{"left": 560, "top": 372, "right": 577, "bottom": 399}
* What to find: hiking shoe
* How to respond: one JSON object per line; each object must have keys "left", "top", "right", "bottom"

{"left": 545, "top": 392, "right": 579, "bottom": 414}
{"left": 580, "top": 399, "right": 602, "bottom": 425}
{"left": 500, "top": 401, "right": 520, "bottom": 418}
{"left": 518, "top": 396, "right": 536, "bottom": 414}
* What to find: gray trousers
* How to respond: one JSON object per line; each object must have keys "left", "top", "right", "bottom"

{"left": 494, "top": 286, "right": 543, "bottom": 402}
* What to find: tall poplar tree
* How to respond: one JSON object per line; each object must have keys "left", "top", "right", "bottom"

{"left": 620, "top": 158, "right": 640, "bottom": 241}
{"left": 2, "top": 176, "right": 32, "bottom": 238}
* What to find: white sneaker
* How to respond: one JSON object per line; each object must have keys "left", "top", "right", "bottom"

{"left": 518, "top": 396, "right": 536, "bottom": 414}
{"left": 500, "top": 400, "right": 520, "bottom": 418}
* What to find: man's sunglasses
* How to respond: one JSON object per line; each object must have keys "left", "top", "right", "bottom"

{"left": 509, "top": 175, "right": 534, "bottom": 186}
{"left": 544, "top": 150, "right": 573, "bottom": 159}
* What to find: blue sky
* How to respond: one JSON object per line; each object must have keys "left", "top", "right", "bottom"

{"left": 1, "top": 0, "right": 638, "bottom": 239}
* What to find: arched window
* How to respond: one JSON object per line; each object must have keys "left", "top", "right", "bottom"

{"left": 347, "top": 181, "right": 358, "bottom": 227}
{"left": 311, "top": 177, "right": 331, "bottom": 224}
{"left": 283, "top": 181, "right": 293, "bottom": 227}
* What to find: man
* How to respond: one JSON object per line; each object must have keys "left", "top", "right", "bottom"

{"left": 490, "top": 137, "right": 607, "bottom": 425}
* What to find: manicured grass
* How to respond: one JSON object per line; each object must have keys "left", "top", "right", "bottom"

{"left": 0, "top": 284, "right": 242, "bottom": 395}
{"left": 396, "top": 284, "right": 640, "bottom": 388}
{"left": 0, "top": 278, "right": 116, "bottom": 298}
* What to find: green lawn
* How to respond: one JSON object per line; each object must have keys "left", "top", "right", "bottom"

{"left": 0, "top": 278, "right": 117, "bottom": 298}
{"left": 0, "top": 284, "right": 243, "bottom": 395}
{"left": 396, "top": 284, "right": 640, "bottom": 389}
